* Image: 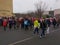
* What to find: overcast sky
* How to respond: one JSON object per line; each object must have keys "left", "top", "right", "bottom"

{"left": 13, "top": 0, "right": 60, "bottom": 13}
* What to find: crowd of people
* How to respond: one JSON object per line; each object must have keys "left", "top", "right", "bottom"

{"left": 0, "top": 16, "right": 60, "bottom": 38}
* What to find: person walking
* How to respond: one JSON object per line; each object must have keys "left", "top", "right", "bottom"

{"left": 8, "top": 18, "right": 13, "bottom": 30}
{"left": 0, "top": 17, "right": 3, "bottom": 26}
{"left": 24, "top": 18, "right": 29, "bottom": 30}
{"left": 45, "top": 18, "right": 51, "bottom": 34}
{"left": 12, "top": 18, "right": 17, "bottom": 29}
{"left": 33, "top": 19, "right": 40, "bottom": 35}
{"left": 3, "top": 19, "right": 7, "bottom": 31}
{"left": 52, "top": 18, "right": 57, "bottom": 28}
{"left": 40, "top": 19, "right": 47, "bottom": 38}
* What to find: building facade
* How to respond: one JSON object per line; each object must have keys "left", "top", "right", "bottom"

{"left": 54, "top": 9, "right": 60, "bottom": 16}
{"left": 43, "top": 11, "right": 49, "bottom": 15}
{"left": 0, "top": 0, "right": 13, "bottom": 17}
{"left": 43, "top": 9, "right": 60, "bottom": 17}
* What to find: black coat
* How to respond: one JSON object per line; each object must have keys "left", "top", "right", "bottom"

{"left": 40, "top": 21, "right": 47, "bottom": 29}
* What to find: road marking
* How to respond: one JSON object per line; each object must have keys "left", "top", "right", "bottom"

{"left": 9, "top": 29, "right": 60, "bottom": 45}
{"left": 9, "top": 36, "right": 34, "bottom": 45}
{"left": 51, "top": 29, "right": 60, "bottom": 33}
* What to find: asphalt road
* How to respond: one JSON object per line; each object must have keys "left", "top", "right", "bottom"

{"left": 0, "top": 26, "right": 60, "bottom": 45}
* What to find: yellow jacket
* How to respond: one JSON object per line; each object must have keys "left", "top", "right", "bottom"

{"left": 34, "top": 20, "right": 40, "bottom": 28}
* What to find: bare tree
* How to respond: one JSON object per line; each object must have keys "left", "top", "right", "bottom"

{"left": 35, "top": 1, "right": 48, "bottom": 18}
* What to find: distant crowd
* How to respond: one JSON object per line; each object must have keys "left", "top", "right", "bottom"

{"left": 0, "top": 16, "right": 60, "bottom": 38}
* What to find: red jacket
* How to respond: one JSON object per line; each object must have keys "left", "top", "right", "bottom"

{"left": 3, "top": 20, "right": 7, "bottom": 27}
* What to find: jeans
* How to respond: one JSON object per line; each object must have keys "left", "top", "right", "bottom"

{"left": 4, "top": 26, "right": 6, "bottom": 31}
{"left": 34, "top": 27, "right": 39, "bottom": 34}
{"left": 41, "top": 28, "right": 46, "bottom": 37}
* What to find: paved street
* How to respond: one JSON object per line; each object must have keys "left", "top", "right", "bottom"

{"left": 0, "top": 26, "right": 60, "bottom": 45}
{"left": 15, "top": 30, "right": 60, "bottom": 45}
